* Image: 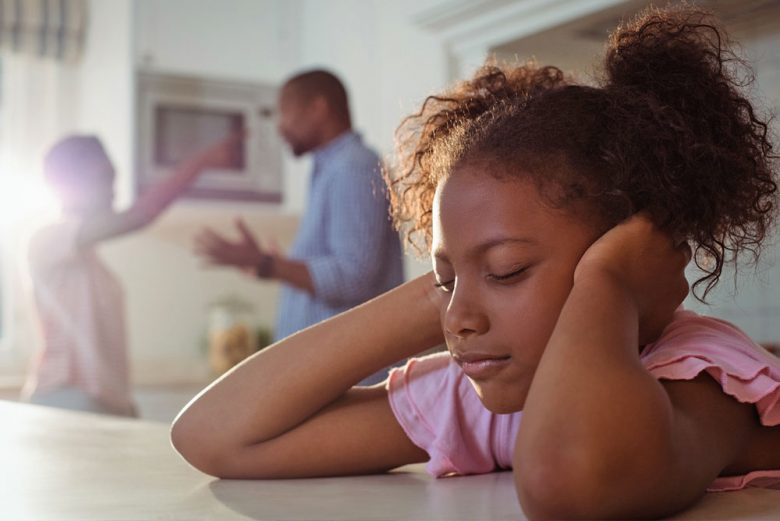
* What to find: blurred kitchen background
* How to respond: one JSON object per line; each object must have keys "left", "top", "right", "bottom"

{"left": 0, "top": 0, "right": 779, "bottom": 421}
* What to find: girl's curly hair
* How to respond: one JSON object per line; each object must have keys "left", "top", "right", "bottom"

{"left": 386, "top": 5, "right": 777, "bottom": 300}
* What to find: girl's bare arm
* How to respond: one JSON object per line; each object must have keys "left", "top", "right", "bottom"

{"left": 514, "top": 216, "right": 757, "bottom": 520}
{"left": 171, "top": 273, "right": 444, "bottom": 478}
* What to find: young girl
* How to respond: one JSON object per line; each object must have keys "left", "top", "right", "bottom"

{"left": 23, "top": 134, "right": 237, "bottom": 417}
{"left": 171, "top": 7, "right": 780, "bottom": 519}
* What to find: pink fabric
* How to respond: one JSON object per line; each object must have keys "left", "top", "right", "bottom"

{"left": 387, "top": 310, "right": 780, "bottom": 491}
{"left": 23, "top": 218, "right": 135, "bottom": 416}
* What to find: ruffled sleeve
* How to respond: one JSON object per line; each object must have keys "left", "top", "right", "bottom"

{"left": 641, "top": 310, "right": 780, "bottom": 426}
{"left": 640, "top": 310, "right": 780, "bottom": 491}
{"left": 386, "top": 352, "right": 519, "bottom": 477}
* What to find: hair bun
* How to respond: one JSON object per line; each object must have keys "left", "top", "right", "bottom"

{"left": 601, "top": 6, "right": 776, "bottom": 296}
{"left": 605, "top": 6, "right": 750, "bottom": 130}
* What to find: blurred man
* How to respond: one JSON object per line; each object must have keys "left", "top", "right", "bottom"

{"left": 195, "top": 70, "right": 404, "bottom": 384}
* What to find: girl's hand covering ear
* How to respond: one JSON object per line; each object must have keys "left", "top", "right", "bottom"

{"left": 574, "top": 213, "right": 691, "bottom": 345}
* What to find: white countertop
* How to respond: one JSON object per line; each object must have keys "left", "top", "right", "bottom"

{"left": 1, "top": 400, "right": 780, "bottom": 520}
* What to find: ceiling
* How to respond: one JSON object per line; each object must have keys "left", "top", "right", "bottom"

{"left": 492, "top": 0, "right": 780, "bottom": 82}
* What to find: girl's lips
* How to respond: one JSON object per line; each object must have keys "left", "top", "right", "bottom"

{"left": 452, "top": 352, "right": 511, "bottom": 379}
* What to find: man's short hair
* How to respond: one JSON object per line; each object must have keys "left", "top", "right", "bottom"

{"left": 284, "top": 69, "right": 351, "bottom": 125}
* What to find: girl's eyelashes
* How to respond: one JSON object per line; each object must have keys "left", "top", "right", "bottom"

{"left": 434, "top": 266, "right": 526, "bottom": 292}
{"left": 487, "top": 266, "right": 527, "bottom": 282}
{"left": 434, "top": 279, "right": 455, "bottom": 293}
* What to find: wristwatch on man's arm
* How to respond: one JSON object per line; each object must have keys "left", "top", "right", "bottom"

{"left": 256, "top": 253, "right": 276, "bottom": 279}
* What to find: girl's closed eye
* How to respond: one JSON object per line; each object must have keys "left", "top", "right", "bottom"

{"left": 487, "top": 265, "right": 528, "bottom": 283}
{"left": 434, "top": 278, "right": 455, "bottom": 293}
{"left": 434, "top": 266, "right": 528, "bottom": 292}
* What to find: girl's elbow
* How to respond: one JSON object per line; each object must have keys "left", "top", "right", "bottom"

{"left": 170, "top": 418, "right": 282, "bottom": 480}
{"left": 515, "top": 445, "right": 631, "bottom": 520}
{"left": 515, "top": 450, "right": 681, "bottom": 520}
{"left": 170, "top": 416, "right": 233, "bottom": 478}
{"left": 515, "top": 456, "right": 603, "bottom": 520}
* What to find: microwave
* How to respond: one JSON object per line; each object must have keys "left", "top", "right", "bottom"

{"left": 136, "top": 72, "right": 283, "bottom": 202}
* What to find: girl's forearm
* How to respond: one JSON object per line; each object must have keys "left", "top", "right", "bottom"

{"left": 516, "top": 273, "right": 675, "bottom": 507}
{"left": 173, "top": 273, "right": 444, "bottom": 449}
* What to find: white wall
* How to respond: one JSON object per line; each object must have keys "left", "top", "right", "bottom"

{"left": 134, "top": 0, "right": 297, "bottom": 83}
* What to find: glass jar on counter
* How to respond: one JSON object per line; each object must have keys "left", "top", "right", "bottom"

{"left": 207, "top": 297, "right": 258, "bottom": 375}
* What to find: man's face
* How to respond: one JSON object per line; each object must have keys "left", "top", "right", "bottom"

{"left": 276, "top": 86, "right": 319, "bottom": 157}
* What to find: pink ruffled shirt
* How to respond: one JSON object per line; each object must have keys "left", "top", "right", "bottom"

{"left": 386, "top": 310, "right": 780, "bottom": 492}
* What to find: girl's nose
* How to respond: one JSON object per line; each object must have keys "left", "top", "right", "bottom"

{"left": 442, "top": 283, "right": 489, "bottom": 339}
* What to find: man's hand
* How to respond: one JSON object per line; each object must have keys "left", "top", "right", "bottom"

{"left": 194, "top": 218, "right": 271, "bottom": 276}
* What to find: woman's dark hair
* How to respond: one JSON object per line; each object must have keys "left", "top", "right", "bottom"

{"left": 387, "top": 5, "right": 777, "bottom": 300}
{"left": 44, "top": 135, "right": 109, "bottom": 187}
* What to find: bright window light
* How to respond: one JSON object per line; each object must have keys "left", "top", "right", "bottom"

{"left": 0, "top": 161, "right": 59, "bottom": 238}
